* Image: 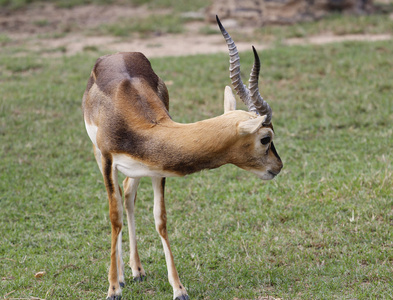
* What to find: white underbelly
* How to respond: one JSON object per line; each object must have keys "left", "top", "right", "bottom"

{"left": 113, "top": 153, "right": 180, "bottom": 178}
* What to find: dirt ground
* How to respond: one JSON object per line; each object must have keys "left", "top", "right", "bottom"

{"left": 0, "top": 3, "right": 392, "bottom": 57}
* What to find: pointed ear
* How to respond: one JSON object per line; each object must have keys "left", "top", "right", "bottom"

{"left": 224, "top": 86, "right": 236, "bottom": 113}
{"left": 238, "top": 115, "right": 267, "bottom": 135}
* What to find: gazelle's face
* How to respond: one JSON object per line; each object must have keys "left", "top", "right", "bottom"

{"left": 242, "top": 125, "right": 283, "bottom": 180}
{"left": 229, "top": 112, "right": 283, "bottom": 180}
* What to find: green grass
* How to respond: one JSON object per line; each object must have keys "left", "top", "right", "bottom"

{"left": 94, "top": 14, "right": 185, "bottom": 38}
{"left": 0, "top": 1, "right": 211, "bottom": 39}
{"left": 251, "top": 14, "right": 393, "bottom": 42}
{"left": 0, "top": 0, "right": 211, "bottom": 10}
{"left": 0, "top": 0, "right": 112, "bottom": 10}
{"left": 1, "top": 26, "right": 393, "bottom": 300}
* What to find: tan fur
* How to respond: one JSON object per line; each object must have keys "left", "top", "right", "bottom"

{"left": 83, "top": 52, "right": 282, "bottom": 300}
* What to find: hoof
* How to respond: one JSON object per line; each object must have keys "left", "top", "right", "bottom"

{"left": 175, "top": 295, "right": 190, "bottom": 300}
{"left": 133, "top": 275, "right": 146, "bottom": 283}
{"left": 106, "top": 296, "right": 121, "bottom": 300}
{"left": 119, "top": 282, "right": 125, "bottom": 288}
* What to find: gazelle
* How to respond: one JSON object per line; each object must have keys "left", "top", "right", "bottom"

{"left": 82, "top": 16, "right": 282, "bottom": 300}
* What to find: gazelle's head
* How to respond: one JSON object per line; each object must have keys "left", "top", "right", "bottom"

{"left": 218, "top": 16, "right": 283, "bottom": 180}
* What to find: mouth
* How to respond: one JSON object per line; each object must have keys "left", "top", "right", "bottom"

{"left": 249, "top": 169, "right": 280, "bottom": 180}
{"left": 268, "top": 170, "right": 278, "bottom": 178}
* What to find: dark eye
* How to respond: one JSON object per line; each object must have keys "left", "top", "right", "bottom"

{"left": 261, "top": 136, "right": 271, "bottom": 145}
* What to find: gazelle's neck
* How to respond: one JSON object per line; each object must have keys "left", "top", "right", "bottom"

{"left": 148, "top": 111, "right": 249, "bottom": 175}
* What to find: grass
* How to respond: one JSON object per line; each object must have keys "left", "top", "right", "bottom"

{"left": 90, "top": 9, "right": 393, "bottom": 41}
{"left": 1, "top": 14, "right": 393, "bottom": 300}
{"left": 94, "top": 14, "right": 185, "bottom": 38}
{"left": 0, "top": 0, "right": 210, "bottom": 39}
{"left": 0, "top": 0, "right": 211, "bottom": 10}
{"left": 251, "top": 14, "right": 393, "bottom": 42}
{"left": 1, "top": 1, "right": 392, "bottom": 42}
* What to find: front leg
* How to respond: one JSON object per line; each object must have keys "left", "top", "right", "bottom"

{"left": 102, "top": 154, "right": 123, "bottom": 300}
{"left": 123, "top": 177, "right": 146, "bottom": 282}
{"left": 152, "top": 177, "right": 189, "bottom": 300}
